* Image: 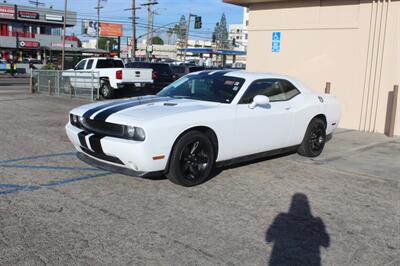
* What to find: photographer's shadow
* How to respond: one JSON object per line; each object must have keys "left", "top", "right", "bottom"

{"left": 266, "top": 193, "right": 330, "bottom": 266}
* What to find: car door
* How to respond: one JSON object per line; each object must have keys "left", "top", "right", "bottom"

{"left": 234, "top": 79, "right": 295, "bottom": 157}
{"left": 71, "top": 59, "right": 87, "bottom": 89}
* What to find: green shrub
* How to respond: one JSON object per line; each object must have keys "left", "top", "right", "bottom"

{"left": 41, "top": 64, "right": 56, "bottom": 70}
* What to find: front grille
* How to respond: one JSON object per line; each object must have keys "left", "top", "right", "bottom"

{"left": 81, "top": 118, "right": 125, "bottom": 138}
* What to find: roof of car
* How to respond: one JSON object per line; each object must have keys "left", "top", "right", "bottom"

{"left": 189, "top": 70, "right": 311, "bottom": 93}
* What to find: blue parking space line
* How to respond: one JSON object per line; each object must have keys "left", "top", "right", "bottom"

{"left": 40, "top": 172, "right": 111, "bottom": 187}
{"left": 0, "top": 164, "right": 101, "bottom": 171}
{"left": 0, "top": 172, "right": 111, "bottom": 196}
{"left": 0, "top": 152, "right": 76, "bottom": 164}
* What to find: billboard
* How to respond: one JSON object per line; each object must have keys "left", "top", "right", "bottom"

{"left": 82, "top": 21, "right": 99, "bottom": 37}
{"left": 82, "top": 21, "right": 123, "bottom": 37}
{"left": 100, "top": 22, "right": 123, "bottom": 37}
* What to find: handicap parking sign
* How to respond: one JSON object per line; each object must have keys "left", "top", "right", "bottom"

{"left": 272, "top": 32, "right": 281, "bottom": 53}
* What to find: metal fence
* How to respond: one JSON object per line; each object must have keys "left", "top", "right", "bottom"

{"left": 31, "top": 70, "right": 100, "bottom": 100}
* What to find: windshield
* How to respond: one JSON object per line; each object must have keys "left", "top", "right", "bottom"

{"left": 157, "top": 73, "right": 245, "bottom": 103}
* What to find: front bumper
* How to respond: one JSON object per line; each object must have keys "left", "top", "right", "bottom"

{"left": 65, "top": 123, "right": 168, "bottom": 173}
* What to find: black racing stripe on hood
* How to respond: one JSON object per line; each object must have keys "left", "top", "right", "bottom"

{"left": 93, "top": 97, "right": 170, "bottom": 121}
{"left": 82, "top": 96, "right": 158, "bottom": 119}
{"left": 82, "top": 99, "right": 131, "bottom": 119}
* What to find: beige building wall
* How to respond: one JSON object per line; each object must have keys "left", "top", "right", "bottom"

{"left": 225, "top": 0, "right": 399, "bottom": 135}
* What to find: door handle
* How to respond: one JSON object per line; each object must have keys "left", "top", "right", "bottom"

{"left": 285, "top": 106, "right": 291, "bottom": 110}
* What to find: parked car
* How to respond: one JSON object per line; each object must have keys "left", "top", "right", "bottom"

{"left": 170, "top": 65, "right": 205, "bottom": 78}
{"left": 63, "top": 57, "right": 153, "bottom": 99}
{"left": 125, "top": 62, "right": 177, "bottom": 91}
{"left": 66, "top": 70, "right": 341, "bottom": 187}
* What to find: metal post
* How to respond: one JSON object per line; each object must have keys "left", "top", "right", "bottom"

{"left": 48, "top": 79, "right": 52, "bottom": 95}
{"left": 29, "top": 69, "right": 33, "bottom": 94}
{"left": 37, "top": 71, "right": 40, "bottom": 93}
{"left": 61, "top": 0, "right": 68, "bottom": 70}
{"left": 387, "top": 85, "right": 399, "bottom": 137}
{"left": 57, "top": 71, "right": 60, "bottom": 96}
{"left": 97, "top": 72, "right": 100, "bottom": 100}
{"left": 91, "top": 70, "right": 94, "bottom": 101}
{"left": 325, "top": 82, "right": 331, "bottom": 94}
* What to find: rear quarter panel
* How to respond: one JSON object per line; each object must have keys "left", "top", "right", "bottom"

{"left": 289, "top": 93, "right": 341, "bottom": 146}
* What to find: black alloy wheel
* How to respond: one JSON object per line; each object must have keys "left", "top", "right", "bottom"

{"left": 167, "top": 131, "right": 215, "bottom": 186}
{"left": 298, "top": 118, "right": 326, "bottom": 157}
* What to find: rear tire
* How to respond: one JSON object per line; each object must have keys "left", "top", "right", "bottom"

{"left": 100, "top": 81, "right": 114, "bottom": 99}
{"left": 167, "top": 131, "right": 215, "bottom": 187}
{"left": 298, "top": 118, "right": 326, "bottom": 157}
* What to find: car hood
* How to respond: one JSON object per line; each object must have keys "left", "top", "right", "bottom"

{"left": 74, "top": 96, "right": 222, "bottom": 124}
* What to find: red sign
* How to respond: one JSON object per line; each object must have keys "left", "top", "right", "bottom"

{"left": 18, "top": 11, "right": 39, "bottom": 20}
{"left": 100, "top": 23, "right": 123, "bottom": 37}
{"left": 19, "top": 41, "right": 40, "bottom": 48}
{"left": 0, "top": 5, "right": 15, "bottom": 19}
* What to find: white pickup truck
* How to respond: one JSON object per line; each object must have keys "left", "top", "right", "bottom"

{"left": 63, "top": 57, "right": 153, "bottom": 99}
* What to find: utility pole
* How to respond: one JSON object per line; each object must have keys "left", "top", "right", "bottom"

{"left": 131, "top": 0, "right": 136, "bottom": 59}
{"left": 125, "top": 1, "right": 141, "bottom": 60}
{"left": 141, "top": 0, "right": 158, "bottom": 61}
{"left": 95, "top": 0, "right": 107, "bottom": 49}
{"left": 29, "top": 0, "right": 45, "bottom": 8}
{"left": 61, "top": 0, "right": 67, "bottom": 70}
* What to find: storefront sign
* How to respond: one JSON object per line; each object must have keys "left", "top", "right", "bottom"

{"left": 51, "top": 42, "right": 73, "bottom": 48}
{"left": 18, "top": 11, "right": 39, "bottom": 20}
{"left": 100, "top": 22, "right": 123, "bottom": 37}
{"left": 0, "top": 5, "right": 15, "bottom": 19}
{"left": 19, "top": 41, "right": 40, "bottom": 48}
{"left": 45, "top": 14, "right": 64, "bottom": 22}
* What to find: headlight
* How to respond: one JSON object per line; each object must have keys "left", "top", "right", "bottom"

{"left": 70, "top": 114, "right": 81, "bottom": 127}
{"left": 124, "top": 126, "right": 146, "bottom": 141}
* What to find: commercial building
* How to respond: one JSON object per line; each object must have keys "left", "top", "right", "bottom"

{"left": 224, "top": 0, "right": 399, "bottom": 136}
{"left": 228, "top": 24, "right": 244, "bottom": 43}
{"left": 0, "top": 3, "right": 77, "bottom": 64}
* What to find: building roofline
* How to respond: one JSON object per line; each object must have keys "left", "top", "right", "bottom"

{"left": 223, "top": 0, "right": 288, "bottom": 6}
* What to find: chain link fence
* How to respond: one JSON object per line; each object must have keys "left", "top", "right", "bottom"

{"left": 31, "top": 70, "right": 101, "bottom": 100}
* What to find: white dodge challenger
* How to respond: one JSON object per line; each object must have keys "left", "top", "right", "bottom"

{"left": 66, "top": 70, "right": 341, "bottom": 186}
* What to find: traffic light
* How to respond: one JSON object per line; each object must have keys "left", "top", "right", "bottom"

{"left": 232, "top": 38, "right": 236, "bottom": 46}
{"left": 212, "top": 33, "right": 216, "bottom": 43}
{"left": 194, "top": 16, "right": 202, "bottom": 29}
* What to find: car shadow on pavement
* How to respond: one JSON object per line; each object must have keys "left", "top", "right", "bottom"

{"left": 265, "top": 193, "right": 330, "bottom": 266}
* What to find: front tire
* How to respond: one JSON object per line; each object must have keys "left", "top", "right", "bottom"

{"left": 167, "top": 131, "right": 215, "bottom": 187}
{"left": 100, "top": 81, "right": 114, "bottom": 99}
{"left": 298, "top": 118, "right": 326, "bottom": 157}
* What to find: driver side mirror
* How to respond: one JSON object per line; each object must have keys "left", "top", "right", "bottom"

{"left": 249, "top": 95, "right": 270, "bottom": 109}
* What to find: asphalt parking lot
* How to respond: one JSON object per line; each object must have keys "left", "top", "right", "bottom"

{"left": 0, "top": 80, "right": 399, "bottom": 266}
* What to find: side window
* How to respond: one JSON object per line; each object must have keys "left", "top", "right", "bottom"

{"left": 280, "top": 79, "right": 300, "bottom": 100}
{"left": 75, "top": 60, "right": 86, "bottom": 70}
{"left": 86, "top": 59, "right": 94, "bottom": 70}
{"left": 239, "top": 79, "right": 286, "bottom": 104}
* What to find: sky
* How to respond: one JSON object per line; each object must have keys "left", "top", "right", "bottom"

{"left": 8, "top": 0, "right": 244, "bottom": 42}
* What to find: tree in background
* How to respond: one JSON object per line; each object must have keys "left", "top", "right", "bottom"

{"left": 152, "top": 36, "right": 164, "bottom": 45}
{"left": 177, "top": 15, "right": 187, "bottom": 48}
{"left": 166, "top": 28, "right": 174, "bottom": 44}
{"left": 212, "top": 13, "right": 229, "bottom": 49}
